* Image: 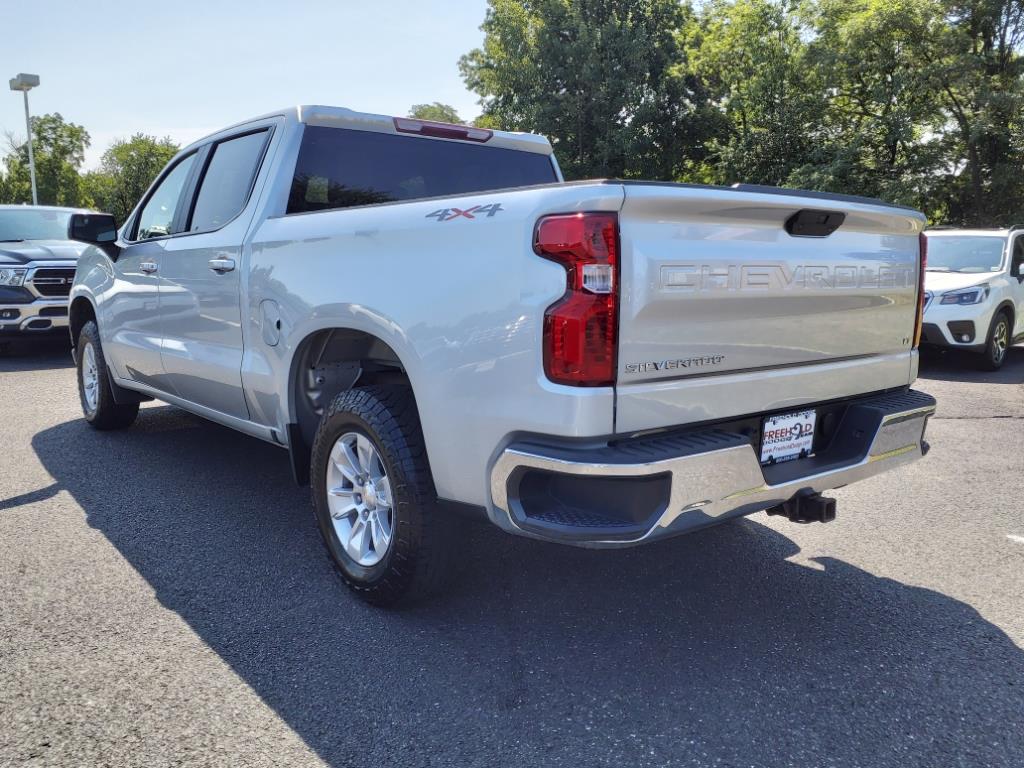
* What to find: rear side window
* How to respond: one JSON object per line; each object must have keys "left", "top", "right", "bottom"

{"left": 287, "top": 126, "right": 557, "bottom": 214}
{"left": 189, "top": 130, "right": 269, "bottom": 232}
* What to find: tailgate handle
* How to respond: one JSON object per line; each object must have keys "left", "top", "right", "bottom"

{"left": 785, "top": 209, "right": 846, "bottom": 238}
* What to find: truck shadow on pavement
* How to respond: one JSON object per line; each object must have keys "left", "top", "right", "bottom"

{"left": 919, "top": 344, "right": 1024, "bottom": 383}
{"left": 0, "top": 337, "right": 73, "bottom": 372}
{"left": 32, "top": 408, "right": 1024, "bottom": 767}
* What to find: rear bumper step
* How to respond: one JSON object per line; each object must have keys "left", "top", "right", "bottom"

{"left": 488, "top": 389, "right": 936, "bottom": 547}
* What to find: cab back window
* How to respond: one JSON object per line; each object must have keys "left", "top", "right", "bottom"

{"left": 287, "top": 126, "right": 557, "bottom": 214}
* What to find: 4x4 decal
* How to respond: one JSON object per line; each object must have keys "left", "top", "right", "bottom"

{"left": 426, "top": 203, "right": 504, "bottom": 222}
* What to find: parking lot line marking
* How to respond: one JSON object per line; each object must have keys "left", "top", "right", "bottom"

{"left": 1008, "top": 535, "right": 1024, "bottom": 545}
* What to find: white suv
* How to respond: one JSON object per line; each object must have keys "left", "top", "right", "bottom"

{"left": 922, "top": 228, "right": 1024, "bottom": 370}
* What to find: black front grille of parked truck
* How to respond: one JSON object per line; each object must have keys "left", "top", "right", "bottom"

{"left": 30, "top": 268, "right": 76, "bottom": 297}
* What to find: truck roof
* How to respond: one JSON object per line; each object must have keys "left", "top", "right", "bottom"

{"left": 185, "top": 105, "right": 554, "bottom": 157}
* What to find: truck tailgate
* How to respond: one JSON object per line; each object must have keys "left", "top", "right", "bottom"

{"left": 615, "top": 183, "right": 925, "bottom": 433}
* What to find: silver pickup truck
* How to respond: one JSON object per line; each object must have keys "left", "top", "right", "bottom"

{"left": 68, "top": 105, "right": 936, "bottom": 605}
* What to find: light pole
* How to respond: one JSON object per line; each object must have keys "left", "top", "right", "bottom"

{"left": 9, "top": 73, "right": 40, "bottom": 206}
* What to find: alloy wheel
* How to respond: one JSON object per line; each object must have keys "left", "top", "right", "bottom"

{"left": 992, "top": 318, "right": 1009, "bottom": 365}
{"left": 325, "top": 431, "right": 394, "bottom": 567}
{"left": 82, "top": 342, "right": 99, "bottom": 413}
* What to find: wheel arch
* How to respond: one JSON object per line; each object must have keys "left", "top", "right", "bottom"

{"left": 994, "top": 299, "right": 1015, "bottom": 329}
{"left": 286, "top": 326, "right": 423, "bottom": 469}
{"left": 68, "top": 295, "right": 97, "bottom": 352}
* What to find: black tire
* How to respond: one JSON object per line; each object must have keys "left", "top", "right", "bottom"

{"left": 310, "top": 385, "right": 455, "bottom": 606}
{"left": 77, "top": 320, "right": 139, "bottom": 430}
{"left": 978, "top": 311, "right": 1011, "bottom": 371}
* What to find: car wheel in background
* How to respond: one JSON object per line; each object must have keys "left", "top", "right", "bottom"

{"left": 978, "top": 311, "right": 1010, "bottom": 371}
{"left": 76, "top": 320, "right": 139, "bottom": 429}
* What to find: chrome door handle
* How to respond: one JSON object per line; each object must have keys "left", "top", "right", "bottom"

{"left": 139, "top": 261, "right": 158, "bottom": 274}
{"left": 208, "top": 258, "right": 236, "bottom": 273}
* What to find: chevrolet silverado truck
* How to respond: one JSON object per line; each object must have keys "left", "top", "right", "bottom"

{"left": 0, "top": 205, "right": 95, "bottom": 348}
{"left": 921, "top": 227, "right": 1024, "bottom": 370}
{"left": 67, "top": 106, "right": 936, "bottom": 605}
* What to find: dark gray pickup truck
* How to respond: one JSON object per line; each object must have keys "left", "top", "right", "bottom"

{"left": 0, "top": 205, "right": 93, "bottom": 346}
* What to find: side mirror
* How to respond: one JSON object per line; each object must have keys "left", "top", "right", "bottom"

{"left": 69, "top": 213, "right": 120, "bottom": 260}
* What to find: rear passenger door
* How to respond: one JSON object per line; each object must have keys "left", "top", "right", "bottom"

{"left": 157, "top": 127, "right": 273, "bottom": 420}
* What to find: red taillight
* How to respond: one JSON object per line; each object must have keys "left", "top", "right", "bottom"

{"left": 534, "top": 213, "right": 619, "bottom": 386}
{"left": 914, "top": 232, "right": 928, "bottom": 348}
{"left": 393, "top": 117, "right": 493, "bottom": 143}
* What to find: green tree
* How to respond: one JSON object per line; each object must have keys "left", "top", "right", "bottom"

{"left": 408, "top": 103, "right": 464, "bottom": 123}
{"left": 792, "top": 0, "right": 1024, "bottom": 224}
{"left": 790, "top": 0, "right": 946, "bottom": 210}
{"left": 1, "top": 113, "right": 90, "bottom": 206}
{"left": 82, "top": 134, "right": 179, "bottom": 222}
{"left": 687, "top": 0, "right": 827, "bottom": 186}
{"left": 460, "top": 0, "right": 718, "bottom": 180}
{"left": 922, "top": 0, "right": 1024, "bottom": 225}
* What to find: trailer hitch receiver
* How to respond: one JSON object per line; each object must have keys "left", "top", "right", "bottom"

{"left": 766, "top": 493, "right": 837, "bottom": 524}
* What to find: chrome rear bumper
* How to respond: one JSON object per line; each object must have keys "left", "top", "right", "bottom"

{"left": 488, "top": 390, "right": 936, "bottom": 548}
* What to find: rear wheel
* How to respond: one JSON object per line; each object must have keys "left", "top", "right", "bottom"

{"left": 310, "top": 386, "right": 454, "bottom": 606}
{"left": 978, "top": 312, "right": 1010, "bottom": 371}
{"left": 77, "top": 321, "right": 139, "bottom": 429}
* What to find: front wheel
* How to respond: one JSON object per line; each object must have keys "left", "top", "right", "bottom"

{"left": 978, "top": 312, "right": 1010, "bottom": 371}
{"left": 77, "top": 321, "right": 139, "bottom": 429}
{"left": 310, "top": 386, "right": 455, "bottom": 606}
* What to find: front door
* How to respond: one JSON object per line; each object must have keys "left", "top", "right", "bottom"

{"left": 104, "top": 152, "right": 198, "bottom": 389}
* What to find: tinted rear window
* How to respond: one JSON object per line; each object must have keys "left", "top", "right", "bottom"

{"left": 190, "top": 130, "right": 268, "bottom": 232}
{"left": 287, "top": 126, "right": 557, "bottom": 214}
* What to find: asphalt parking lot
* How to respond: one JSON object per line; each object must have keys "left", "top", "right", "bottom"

{"left": 1, "top": 341, "right": 1022, "bottom": 768}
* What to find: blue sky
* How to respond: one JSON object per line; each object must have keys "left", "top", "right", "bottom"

{"left": 1, "top": 0, "right": 489, "bottom": 169}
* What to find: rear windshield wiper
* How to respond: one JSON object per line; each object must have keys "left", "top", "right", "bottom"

{"left": 925, "top": 267, "right": 951, "bottom": 272}
{"left": 0, "top": 238, "right": 25, "bottom": 243}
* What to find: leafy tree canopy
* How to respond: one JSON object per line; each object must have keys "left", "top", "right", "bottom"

{"left": 461, "top": 0, "right": 1024, "bottom": 224}
{"left": 2, "top": 113, "right": 90, "bottom": 207}
{"left": 82, "top": 134, "right": 179, "bottom": 222}
{"left": 460, "top": 0, "right": 720, "bottom": 180}
{"left": 408, "top": 103, "right": 464, "bottom": 123}
{"left": 5, "top": 1, "right": 1024, "bottom": 226}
